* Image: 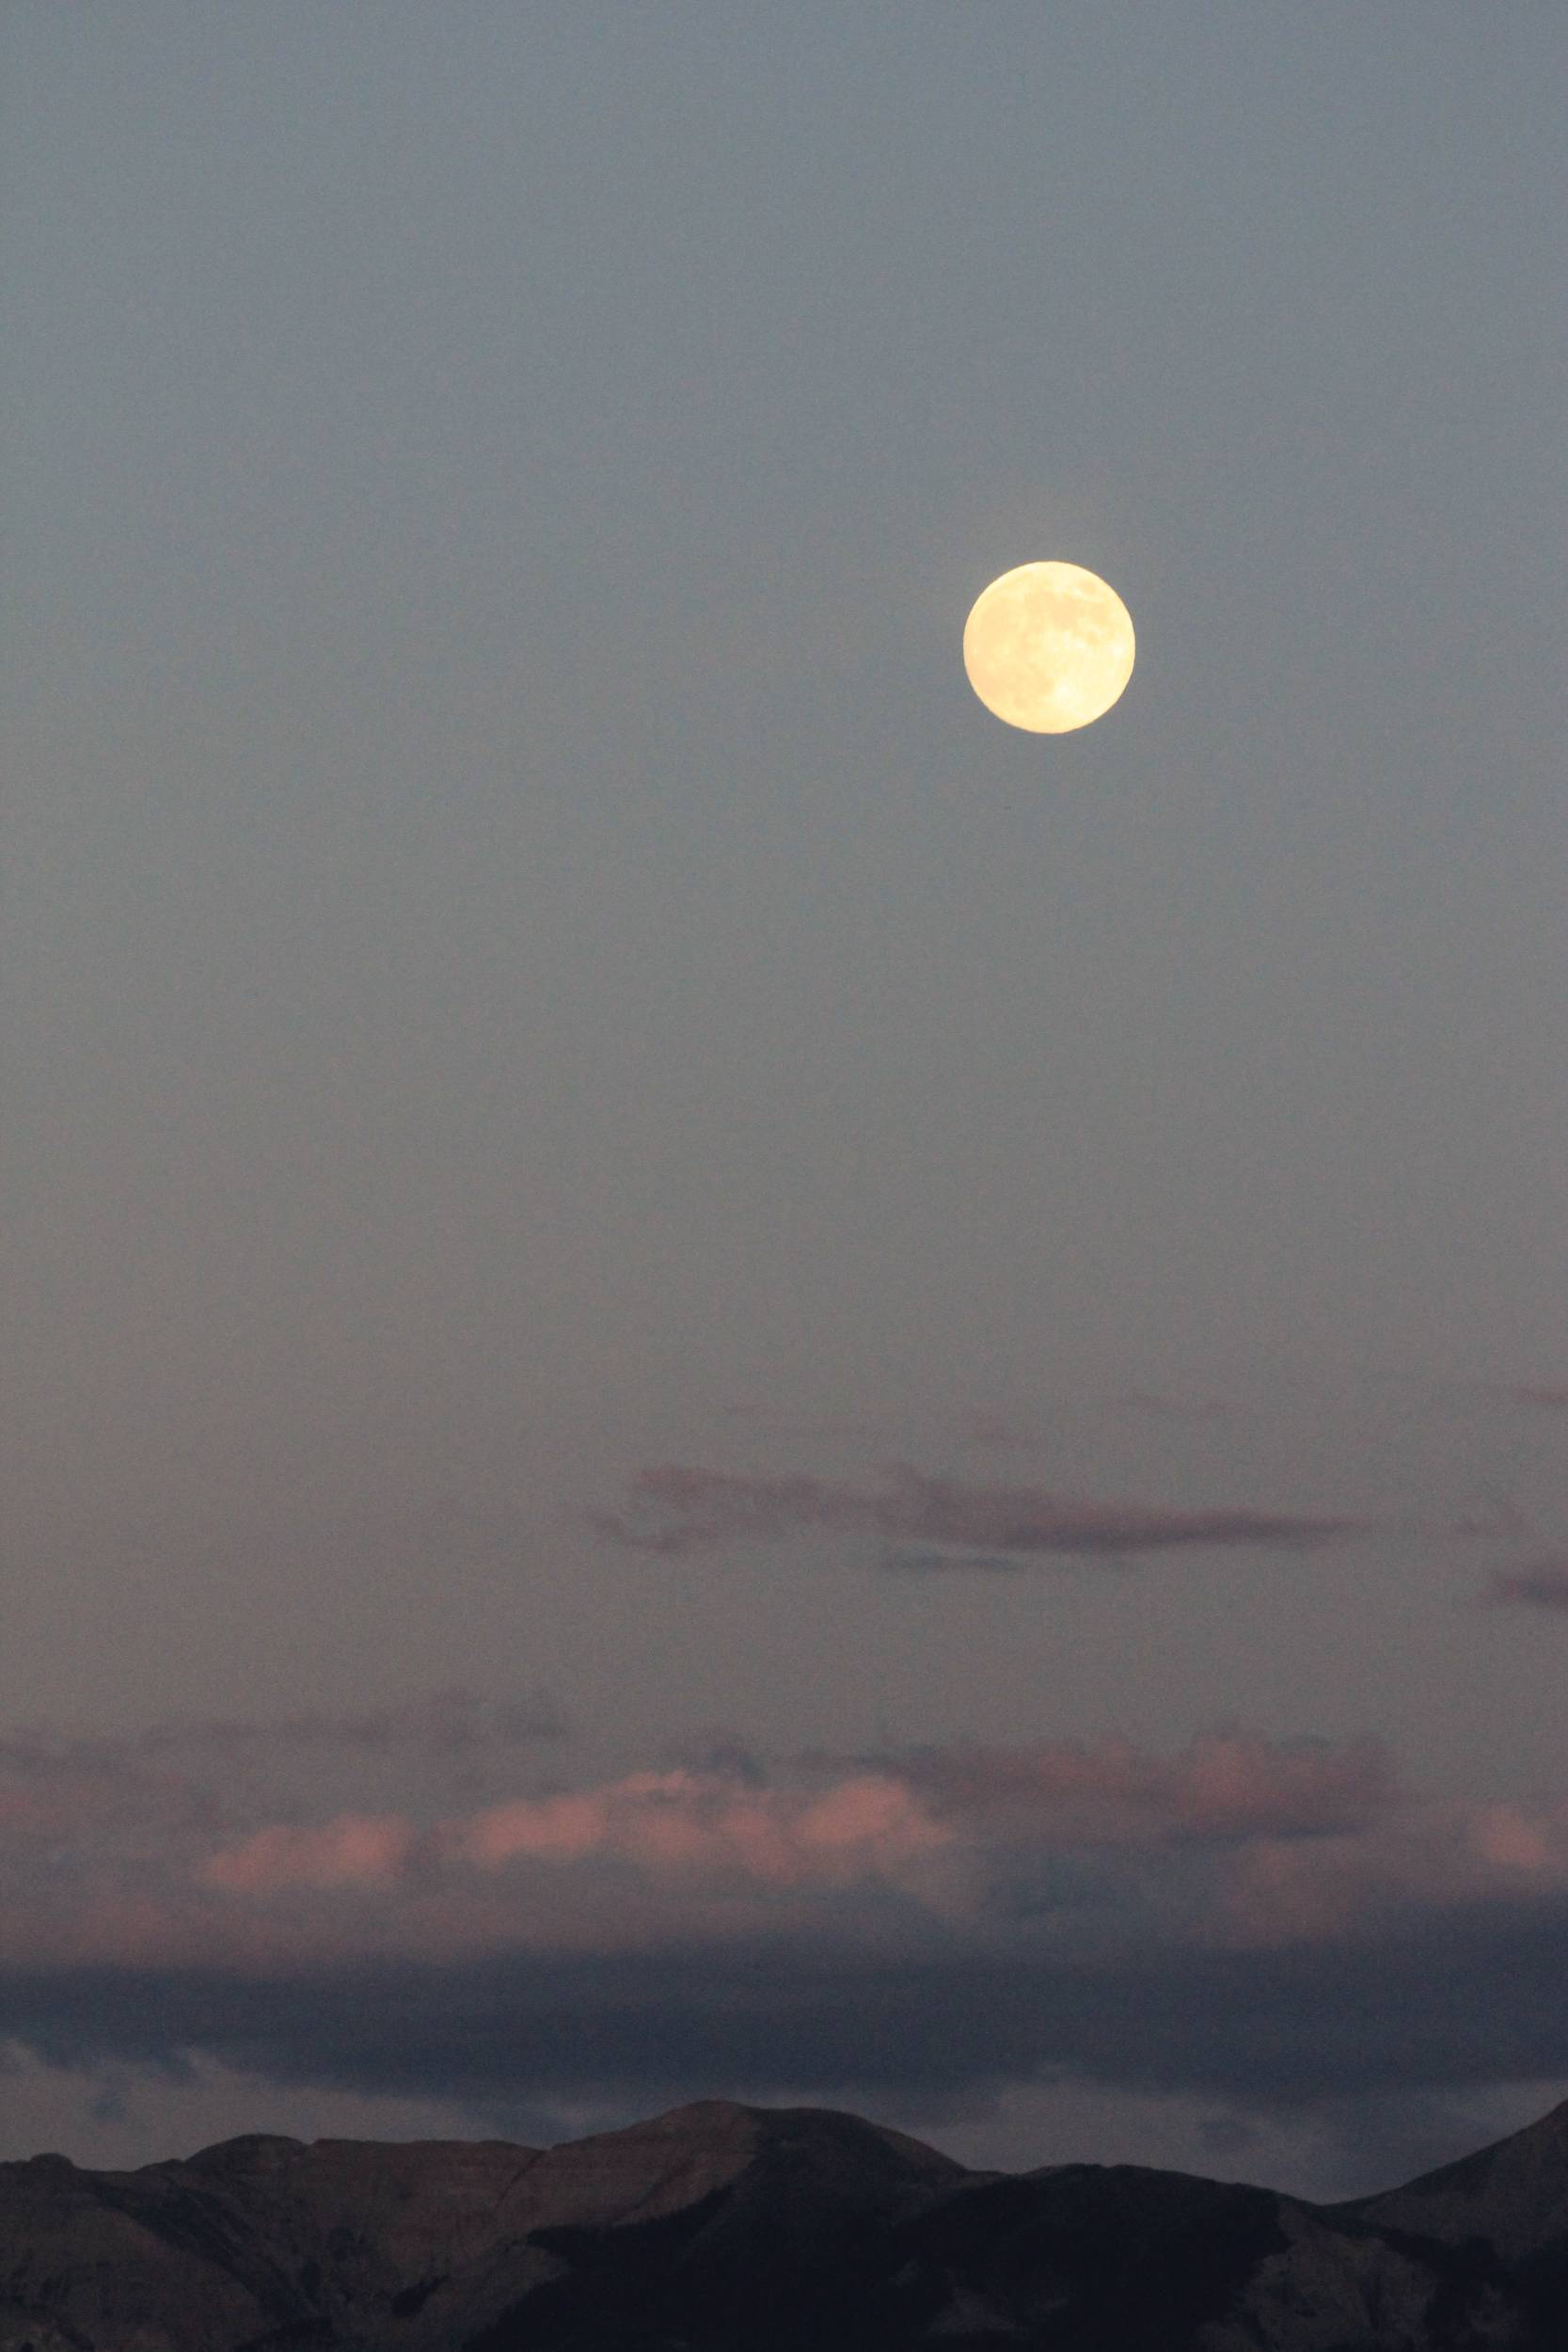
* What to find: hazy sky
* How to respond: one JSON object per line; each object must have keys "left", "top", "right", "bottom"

{"left": 3, "top": 3, "right": 1566, "bottom": 2198}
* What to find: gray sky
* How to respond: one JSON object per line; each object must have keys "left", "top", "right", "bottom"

{"left": 3, "top": 2, "right": 1566, "bottom": 2199}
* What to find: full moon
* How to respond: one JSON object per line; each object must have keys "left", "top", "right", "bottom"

{"left": 962, "top": 561, "right": 1135, "bottom": 732}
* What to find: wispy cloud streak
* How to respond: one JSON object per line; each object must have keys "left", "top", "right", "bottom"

{"left": 594, "top": 1465, "right": 1364, "bottom": 1564}
{"left": 1483, "top": 1558, "right": 1568, "bottom": 1610}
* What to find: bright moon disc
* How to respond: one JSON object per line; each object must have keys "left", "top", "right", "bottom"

{"left": 963, "top": 561, "right": 1134, "bottom": 732}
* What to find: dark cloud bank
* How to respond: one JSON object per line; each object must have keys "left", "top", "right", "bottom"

{"left": 7, "top": 1890, "right": 1568, "bottom": 2123}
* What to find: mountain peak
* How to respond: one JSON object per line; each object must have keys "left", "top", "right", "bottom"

{"left": 177, "top": 2131, "right": 307, "bottom": 2168}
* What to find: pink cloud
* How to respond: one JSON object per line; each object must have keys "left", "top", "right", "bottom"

{"left": 194, "top": 1738, "right": 1398, "bottom": 1915}
{"left": 1470, "top": 1805, "right": 1555, "bottom": 1873}
{"left": 4, "top": 1708, "right": 1568, "bottom": 2019}
{"left": 459, "top": 1790, "right": 612, "bottom": 1867}
{"left": 196, "top": 1769, "right": 952, "bottom": 1903}
{"left": 450, "top": 1768, "right": 949, "bottom": 1888}
{"left": 1221, "top": 1796, "right": 1568, "bottom": 1947}
{"left": 200, "top": 1814, "right": 420, "bottom": 1894}
{"left": 594, "top": 1464, "right": 1362, "bottom": 1562}
{"left": 892, "top": 1731, "right": 1396, "bottom": 1844}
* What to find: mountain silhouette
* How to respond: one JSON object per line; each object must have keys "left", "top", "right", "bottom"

{"left": 2, "top": 2093, "right": 1566, "bottom": 2347}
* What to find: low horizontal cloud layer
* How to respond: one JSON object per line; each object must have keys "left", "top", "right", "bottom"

{"left": 10, "top": 1892, "right": 1568, "bottom": 2134}
{"left": 0, "top": 1689, "right": 565, "bottom": 1851}
{"left": 4, "top": 1700, "right": 1568, "bottom": 2149}
{"left": 199, "top": 1768, "right": 947, "bottom": 1898}
{"left": 594, "top": 1465, "right": 1364, "bottom": 1564}
{"left": 887, "top": 1728, "right": 1394, "bottom": 1842}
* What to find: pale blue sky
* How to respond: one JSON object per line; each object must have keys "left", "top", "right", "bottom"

{"left": 2, "top": 4, "right": 1566, "bottom": 2190}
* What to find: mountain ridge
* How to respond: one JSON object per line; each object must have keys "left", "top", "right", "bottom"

{"left": 0, "top": 2093, "right": 1565, "bottom": 2347}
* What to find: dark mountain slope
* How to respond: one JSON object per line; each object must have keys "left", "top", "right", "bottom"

{"left": 1340, "top": 2098, "right": 1568, "bottom": 2264}
{"left": 0, "top": 2095, "right": 1560, "bottom": 2350}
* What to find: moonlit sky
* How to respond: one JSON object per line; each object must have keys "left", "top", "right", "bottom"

{"left": 3, "top": 4, "right": 1567, "bottom": 2197}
